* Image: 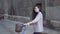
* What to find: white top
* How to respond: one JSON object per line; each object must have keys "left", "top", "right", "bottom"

{"left": 24, "top": 12, "right": 44, "bottom": 32}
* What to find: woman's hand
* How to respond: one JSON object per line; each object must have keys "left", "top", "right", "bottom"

{"left": 23, "top": 23, "right": 30, "bottom": 26}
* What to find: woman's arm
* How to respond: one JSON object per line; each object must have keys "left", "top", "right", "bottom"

{"left": 24, "top": 12, "right": 42, "bottom": 25}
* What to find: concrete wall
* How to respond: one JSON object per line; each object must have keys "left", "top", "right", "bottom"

{"left": 46, "top": 6, "right": 60, "bottom": 20}
{"left": 3, "top": 0, "right": 45, "bottom": 22}
{"left": 46, "top": 0, "right": 60, "bottom": 20}
{"left": 13, "top": 0, "right": 42, "bottom": 17}
{"left": 0, "top": 0, "right": 4, "bottom": 14}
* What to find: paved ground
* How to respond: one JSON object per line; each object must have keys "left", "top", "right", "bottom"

{"left": 0, "top": 20, "right": 60, "bottom": 34}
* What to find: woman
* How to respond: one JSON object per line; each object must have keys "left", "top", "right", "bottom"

{"left": 24, "top": 3, "right": 46, "bottom": 34}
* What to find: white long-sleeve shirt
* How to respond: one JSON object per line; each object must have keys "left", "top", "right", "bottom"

{"left": 24, "top": 12, "right": 44, "bottom": 32}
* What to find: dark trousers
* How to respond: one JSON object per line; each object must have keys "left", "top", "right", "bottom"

{"left": 34, "top": 32, "right": 47, "bottom": 34}
{"left": 34, "top": 32, "right": 40, "bottom": 34}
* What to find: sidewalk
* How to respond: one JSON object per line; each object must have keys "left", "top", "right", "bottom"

{"left": 0, "top": 20, "right": 60, "bottom": 34}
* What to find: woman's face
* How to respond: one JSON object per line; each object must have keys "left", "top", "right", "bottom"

{"left": 34, "top": 6, "right": 40, "bottom": 12}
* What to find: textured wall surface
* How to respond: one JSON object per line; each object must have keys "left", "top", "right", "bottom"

{"left": 1, "top": 0, "right": 46, "bottom": 22}
{"left": 3, "top": 0, "right": 45, "bottom": 21}
{"left": 13, "top": 0, "right": 42, "bottom": 17}
{"left": 46, "top": 0, "right": 60, "bottom": 20}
